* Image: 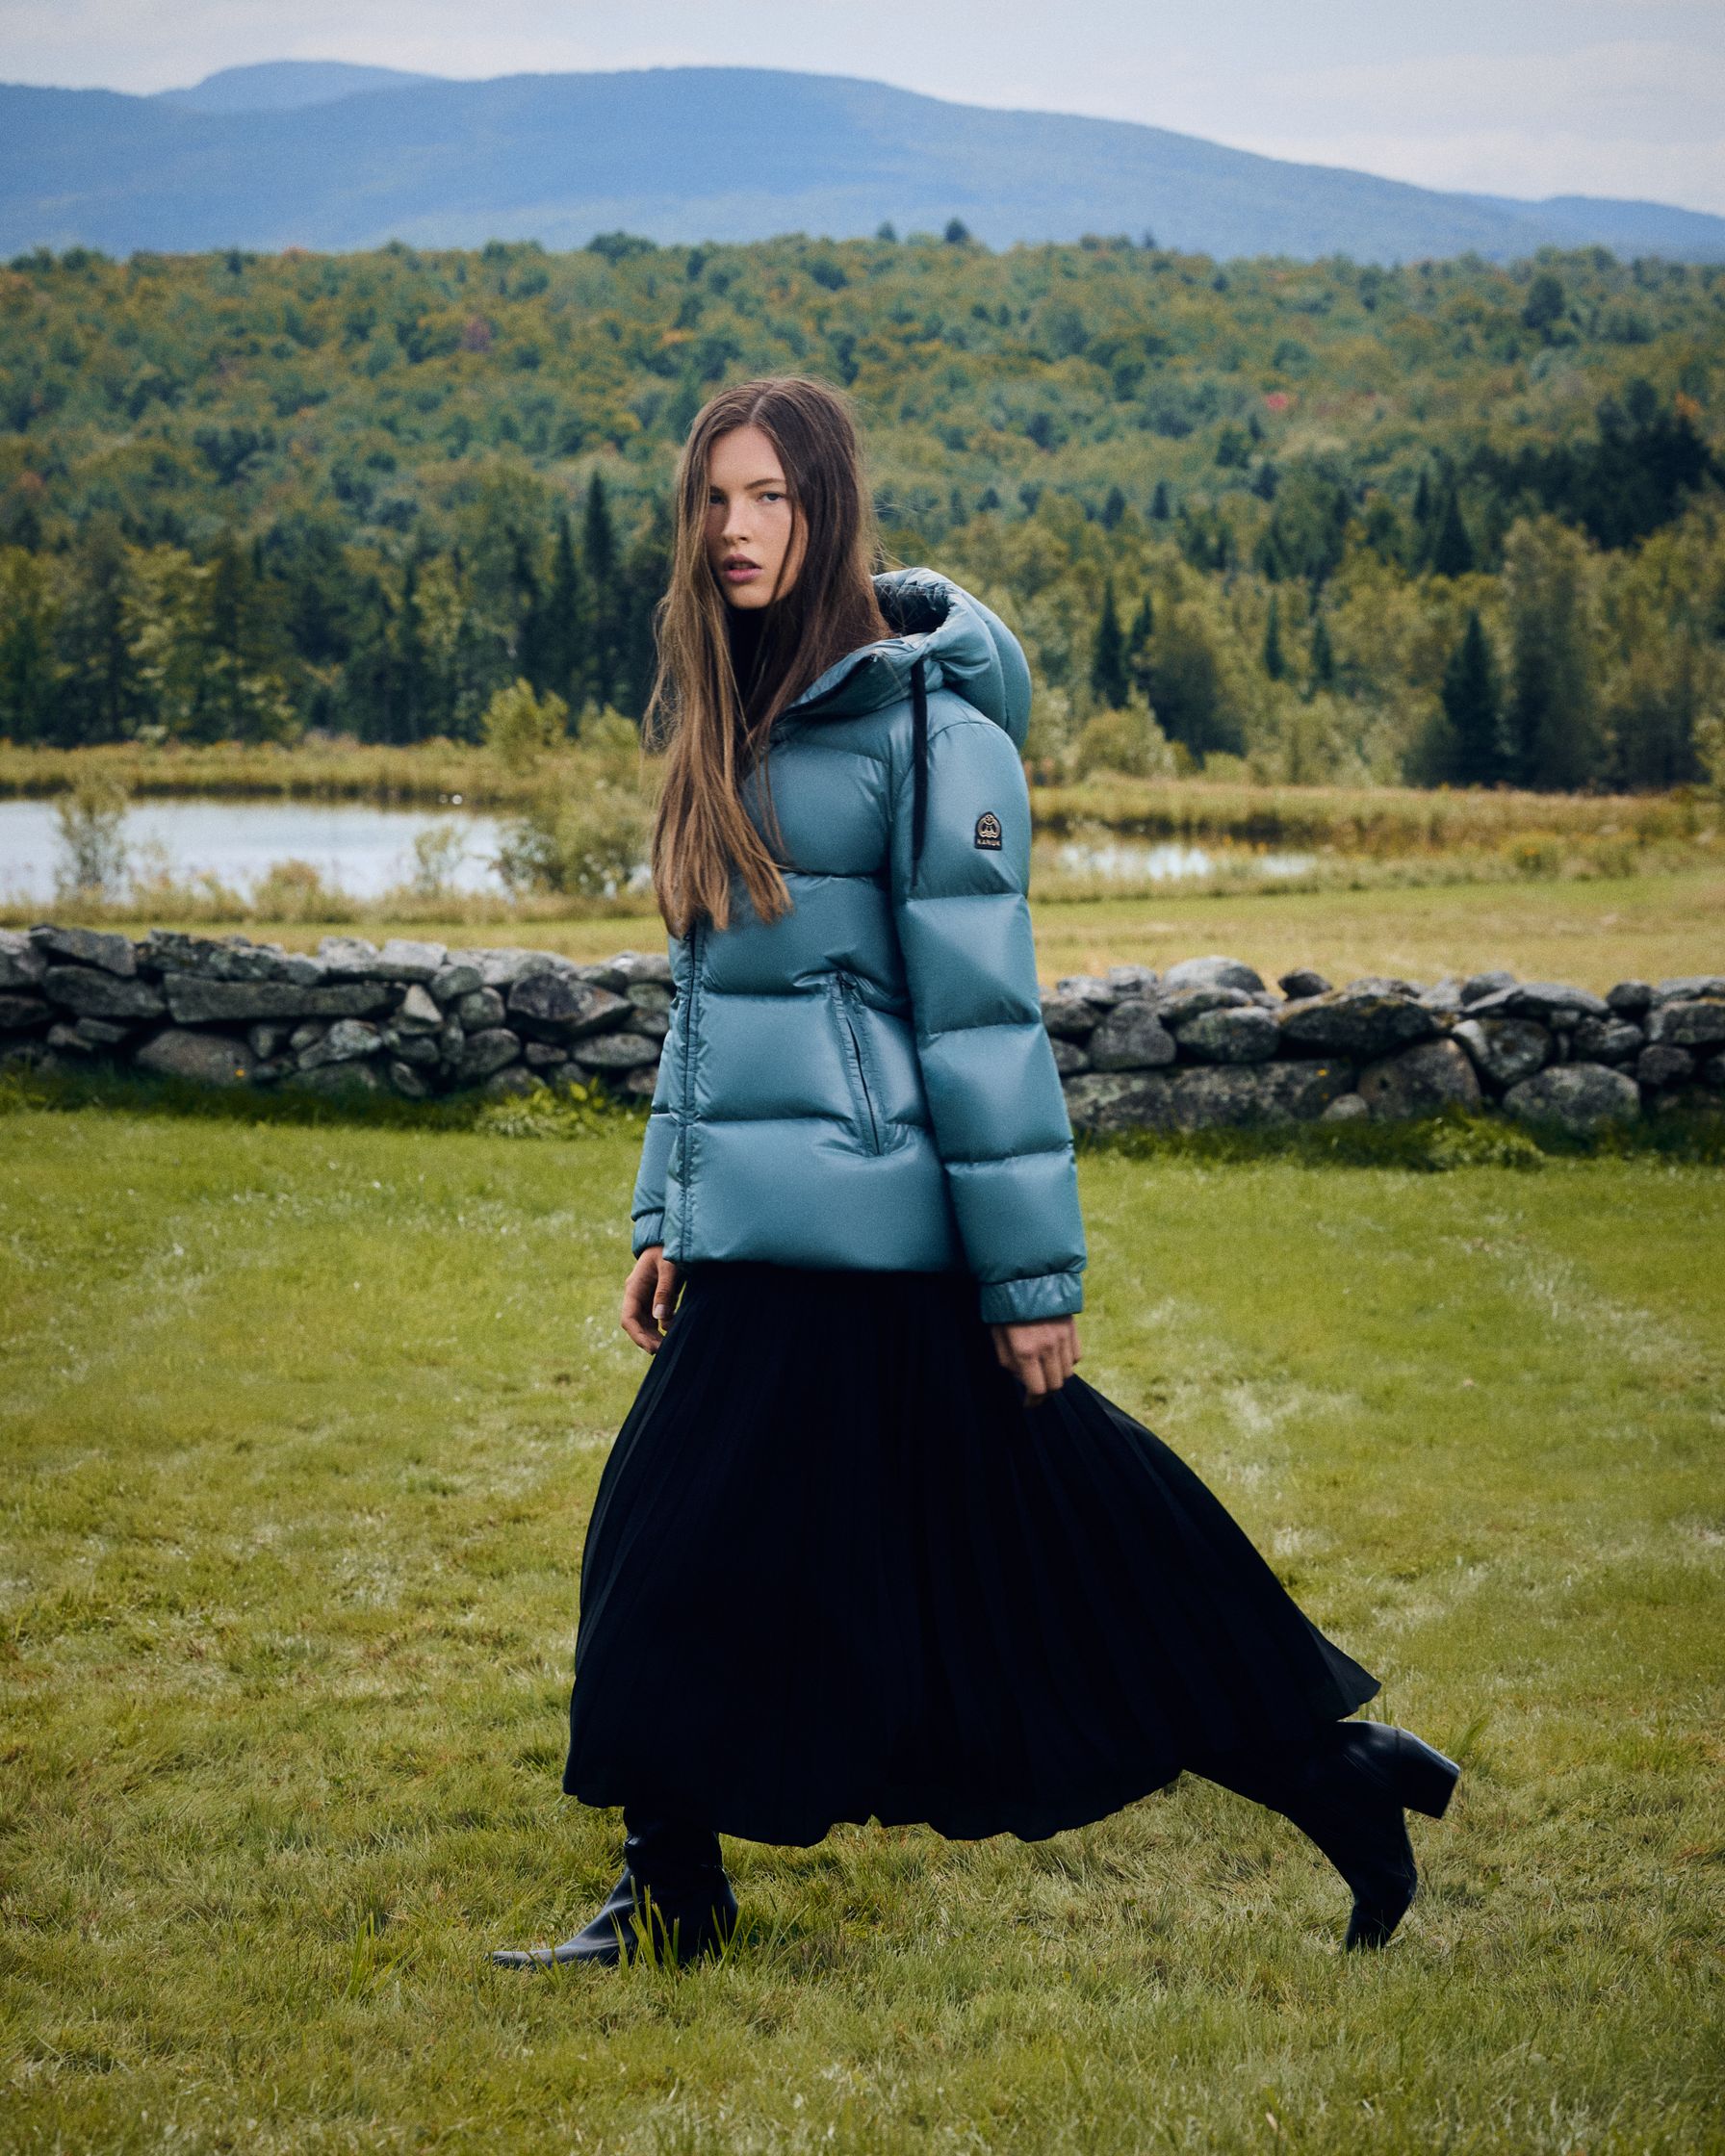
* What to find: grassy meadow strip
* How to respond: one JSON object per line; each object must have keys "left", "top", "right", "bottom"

{"left": 0, "top": 1111, "right": 1720, "bottom": 2152}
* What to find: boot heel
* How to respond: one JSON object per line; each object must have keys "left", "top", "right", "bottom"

{"left": 1394, "top": 1732, "right": 1460, "bottom": 1818}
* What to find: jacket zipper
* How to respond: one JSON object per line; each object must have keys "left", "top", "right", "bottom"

{"left": 835, "top": 971, "right": 882, "bottom": 1154}
{"left": 678, "top": 916, "right": 704, "bottom": 1245}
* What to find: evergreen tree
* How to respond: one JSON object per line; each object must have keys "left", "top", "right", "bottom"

{"left": 1150, "top": 480, "right": 1171, "bottom": 522}
{"left": 1430, "top": 491, "right": 1475, "bottom": 578}
{"left": 582, "top": 472, "right": 620, "bottom": 708}
{"left": 1503, "top": 515, "right": 1603, "bottom": 789}
{"left": 1100, "top": 484, "right": 1127, "bottom": 531}
{"left": 1308, "top": 613, "right": 1335, "bottom": 693}
{"left": 1262, "top": 595, "right": 1285, "bottom": 680}
{"left": 1089, "top": 577, "right": 1129, "bottom": 708}
{"left": 544, "top": 508, "right": 589, "bottom": 719}
{"left": 395, "top": 554, "right": 432, "bottom": 743}
{"left": 1124, "top": 594, "right": 1153, "bottom": 670}
{"left": 1439, "top": 610, "right": 1504, "bottom": 784}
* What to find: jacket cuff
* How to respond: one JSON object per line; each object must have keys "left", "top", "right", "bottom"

{"left": 631, "top": 1210, "right": 665, "bottom": 1257}
{"left": 978, "top": 1270, "right": 1085, "bottom": 1325}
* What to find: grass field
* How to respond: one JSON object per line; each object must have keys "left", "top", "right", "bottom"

{"left": 2, "top": 1105, "right": 1721, "bottom": 2154}
{"left": 40, "top": 866, "right": 1724, "bottom": 997}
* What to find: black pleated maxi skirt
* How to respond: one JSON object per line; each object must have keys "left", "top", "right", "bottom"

{"left": 563, "top": 1262, "right": 1377, "bottom": 1847}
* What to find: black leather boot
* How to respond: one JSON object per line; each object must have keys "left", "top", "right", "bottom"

{"left": 1196, "top": 1720, "right": 1460, "bottom": 1951}
{"left": 491, "top": 1814, "right": 738, "bottom": 1971}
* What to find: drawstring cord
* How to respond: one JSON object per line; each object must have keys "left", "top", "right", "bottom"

{"left": 910, "top": 654, "right": 929, "bottom": 889}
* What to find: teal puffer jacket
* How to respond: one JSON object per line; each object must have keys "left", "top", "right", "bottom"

{"left": 631, "top": 567, "right": 1087, "bottom": 1324}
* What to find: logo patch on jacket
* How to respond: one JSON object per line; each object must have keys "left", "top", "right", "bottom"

{"left": 973, "top": 810, "right": 1002, "bottom": 851}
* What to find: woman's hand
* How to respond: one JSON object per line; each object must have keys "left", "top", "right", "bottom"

{"left": 622, "top": 1245, "right": 683, "bottom": 1353}
{"left": 991, "top": 1316, "right": 1081, "bottom": 1402}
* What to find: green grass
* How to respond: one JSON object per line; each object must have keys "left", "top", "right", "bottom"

{"left": 2, "top": 1106, "right": 1722, "bottom": 2152}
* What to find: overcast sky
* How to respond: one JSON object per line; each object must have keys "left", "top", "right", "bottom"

{"left": 5, "top": 0, "right": 1723, "bottom": 214}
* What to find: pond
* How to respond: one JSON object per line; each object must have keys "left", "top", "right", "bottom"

{"left": 0, "top": 797, "right": 513, "bottom": 903}
{"left": 0, "top": 798, "right": 1322, "bottom": 906}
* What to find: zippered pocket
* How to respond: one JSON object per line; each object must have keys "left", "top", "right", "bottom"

{"left": 832, "top": 971, "right": 883, "bottom": 1154}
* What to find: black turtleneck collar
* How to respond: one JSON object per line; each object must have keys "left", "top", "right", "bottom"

{"left": 725, "top": 602, "right": 771, "bottom": 715}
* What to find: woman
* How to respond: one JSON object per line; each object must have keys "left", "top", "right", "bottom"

{"left": 492, "top": 375, "right": 1458, "bottom": 1973}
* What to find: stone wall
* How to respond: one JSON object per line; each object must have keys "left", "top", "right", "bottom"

{"left": 2, "top": 926, "right": 1721, "bottom": 1135}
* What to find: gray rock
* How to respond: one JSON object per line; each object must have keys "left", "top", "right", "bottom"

{"left": 467, "top": 946, "right": 558, "bottom": 989}
{"left": 1173, "top": 1005, "right": 1279, "bottom": 1064}
{"left": 576, "top": 961, "right": 630, "bottom": 992}
{"left": 1162, "top": 954, "right": 1266, "bottom": 996}
{"left": 1054, "top": 973, "right": 1119, "bottom": 1006}
{"left": 0, "top": 992, "right": 50, "bottom": 1032}
{"left": 46, "top": 1023, "right": 92, "bottom": 1054}
{"left": 1606, "top": 980, "right": 1654, "bottom": 1015}
{"left": 454, "top": 1028, "right": 522, "bottom": 1083}
{"left": 296, "top": 1019, "right": 384, "bottom": 1069}
{"left": 620, "top": 1065, "right": 661, "bottom": 1098}
{"left": 1086, "top": 998, "right": 1177, "bottom": 1071}
{"left": 394, "top": 983, "right": 442, "bottom": 1031}
{"left": 246, "top": 1023, "right": 288, "bottom": 1059}
{"left": 1065, "top": 1057, "right": 1353, "bottom": 1133}
{"left": 1636, "top": 1043, "right": 1695, "bottom": 1090}
{"left": 481, "top": 1065, "right": 543, "bottom": 1099}
{"left": 1278, "top": 988, "right": 1440, "bottom": 1060}
{"left": 1040, "top": 989, "right": 1103, "bottom": 1040}
{"left": 453, "top": 986, "right": 507, "bottom": 1031}
{"left": 609, "top": 949, "right": 675, "bottom": 987}
{"left": 1645, "top": 998, "right": 1725, "bottom": 1048}
{"left": 1503, "top": 1063, "right": 1639, "bottom": 1132}
{"left": 384, "top": 1032, "right": 440, "bottom": 1065}
{"left": 428, "top": 962, "right": 483, "bottom": 1003}
{"left": 507, "top": 972, "right": 632, "bottom": 1042}
{"left": 288, "top": 1021, "right": 326, "bottom": 1054}
{"left": 42, "top": 967, "right": 167, "bottom": 1020}
{"left": 1320, "top": 1092, "right": 1370, "bottom": 1122}
{"left": 1703, "top": 1053, "right": 1725, "bottom": 1091}
{"left": 162, "top": 975, "right": 393, "bottom": 1025}
{"left": 1460, "top": 969, "right": 1517, "bottom": 1006}
{"left": 1652, "top": 975, "right": 1725, "bottom": 1006}
{"left": 435, "top": 1017, "right": 464, "bottom": 1062}
{"left": 1418, "top": 978, "right": 1467, "bottom": 1014}
{"left": 134, "top": 1028, "right": 257, "bottom": 1087}
{"left": 1278, "top": 967, "right": 1331, "bottom": 1000}
{"left": 1467, "top": 981, "right": 1610, "bottom": 1025}
{"left": 1050, "top": 1037, "right": 1090, "bottom": 1076}
{"left": 568, "top": 1030, "right": 661, "bottom": 1070}
{"left": 1106, "top": 963, "right": 1159, "bottom": 997}
{"left": 1570, "top": 1015, "right": 1642, "bottom": 1063}
{"left": 286, "top": 1060, "right": 382, "bottom": 1097}
{"left": 1341, "top": 973, "right": 1426, "bottom": 999}
{"left": 1154, "top": 985, "right": 1252, "bottom": 1025}
{"left": 523, "top": 1040, "right": 567, "bottom": 1067}
{"left": 388, "top": 1061, "right": 431, "bottom": 1099}
{"left": 1358, "top": 1039, "right": 1482, "bottom": 1119}
{"left": 315, "top": 934, "right": 447, "bottom": 983}
{"left": 1453, "top": 1016, "right": 1552, "bottom": 1089}
{"left": 0, "top": 931, "right": 47, "bottom": 990}
{"left": 29, "top": 923, "right": 137, "bottom": 976}
{"left": 625, "top": 981, "right": 674, "bottom": 1016}
{"left": 68, "top": 1016, "right": 131, "bottom": 1048}
{"left": 630, "top": 1010, "right": 669, "bottom": 1042}
{"left": 137, "top": 931, "right": 319, "bottom": 985}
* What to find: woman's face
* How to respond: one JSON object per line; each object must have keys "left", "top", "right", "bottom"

{"left": 705, "top": 424, "right": 804, "bottom": 609}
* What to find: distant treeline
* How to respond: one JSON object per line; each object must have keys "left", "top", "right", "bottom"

{"left": 0, "top": 234, "right": 1722, "bottom": 789}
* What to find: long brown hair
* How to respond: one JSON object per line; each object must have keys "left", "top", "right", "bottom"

{"left": 644, "top": 375, "right": 891, "bottom": 935}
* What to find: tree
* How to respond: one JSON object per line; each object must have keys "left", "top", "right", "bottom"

{"left": 582, "top": 472, "right": 621, "bottom": 708}
{"left": 1429, "top": 492, "right": 1475, "bottom": 578}
{"left": 1308, "top": 613, "right": 1334, "bottom": 693}
{"left": 1522, "top": 270, "right": 1565, "bottom": 338}
{"left": 1439, "top": 611, "right": 1505, "bottom": 784}
{"left": 1262, "top": 596, "right": 1285, "bottom": 681}
{"left": 1124, "top": 594, "right": 1153, "bottom": 670}
{"left": 1090, "top": 577, "right": 1129, "bottom": 708}
{"left": 543, "top": 508, "right": 589, "bottom": 717}
{"left": 1502, "top": 515, "right": 1603, "bottom": 789}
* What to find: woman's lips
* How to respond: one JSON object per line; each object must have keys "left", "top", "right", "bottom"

{"left": 723, "top": 560, "right": 760, "bottom": 581}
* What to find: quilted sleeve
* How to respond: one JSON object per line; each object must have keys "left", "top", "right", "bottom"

{"left": 888, "top": 705, "right": 1087, "bottom": 1324}
{"left": 630, "top": 984, "right": 681, "bottom": 1256}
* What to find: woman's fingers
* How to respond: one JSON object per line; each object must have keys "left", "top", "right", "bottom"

{"left": 621, "top": 1247, "right": 672, "bottom": 1353}
{"left": 653, "top": 1257, "right": 682, "bottom": 1326}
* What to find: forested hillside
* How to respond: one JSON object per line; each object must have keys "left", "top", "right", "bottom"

{"left": 2, "top": 232, "right": 1722, "bottom": 791}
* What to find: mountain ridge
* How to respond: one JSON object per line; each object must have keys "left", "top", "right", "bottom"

{"left": 3, "top": 62, "right": 1721, "bottom": 264}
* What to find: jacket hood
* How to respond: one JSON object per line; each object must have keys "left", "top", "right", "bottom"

{"left": 783, "top": 567, "right": 1033, "bottom": 752}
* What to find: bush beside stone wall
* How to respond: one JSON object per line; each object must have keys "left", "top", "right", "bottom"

{"left": 2, "top": 927, "right": 1721, "bottom": 1136}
